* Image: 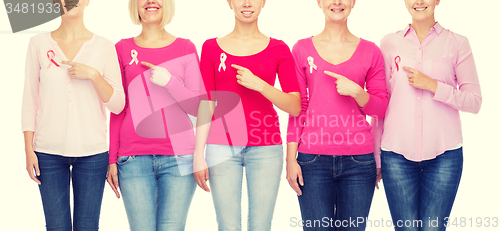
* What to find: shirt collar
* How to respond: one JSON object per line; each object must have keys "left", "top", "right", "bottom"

{"left": 403, "top": 22, "right": 444, "bottom": 37}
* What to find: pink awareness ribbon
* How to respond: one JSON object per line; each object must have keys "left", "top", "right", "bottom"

{"left": 392, "top": 56, "right": 401, "bottom": 73}
{"left": 47, "top": 50, "right": 60, "bottom": 69}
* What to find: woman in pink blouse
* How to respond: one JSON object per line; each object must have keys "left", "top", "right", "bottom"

{"left": 22, "top": 0, "right": 125, "bottom": 230}
{"left": 374, "top": 0, "right": 482, "bottom": 230}
{"left": 286, "top": 0, "right": 388, "bottom": 230}
{"left": 106, "top": 0, "right": 202, "bottom": 230}
{"left": 192, "top": 0, "right": 301, "bottom": 230}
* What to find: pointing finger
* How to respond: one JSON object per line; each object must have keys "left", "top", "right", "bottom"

{"left": 141, "top": 61, "right": 156, "bottom": 69}
{"left": 324, "top": 71, "right": 343, "bottom": 79}
{"left": 231, "top": 64, "right": 247, "bottom": 71}
{"left": 61, "top": 61, "right": 76, "bottom": 67}
{"left": 402, "top": 66, "right": 417, "bottom": 73}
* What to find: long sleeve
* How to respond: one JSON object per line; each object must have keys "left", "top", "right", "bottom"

{"left": 164, "top": 40, "right": 202, "bottom": 116}
{"left": 287, "top": 43, "right": 308, "bottom": 144}
{"left": 371, "top": 36, "right": 394, "bottom": 168}
{"left": 361, "top": 45, "right": 389, "bottom": 119}
{"left": 200, "top": 40, "right": 216, "bottom": 101}
{"left": 432, "top": 37, "right": 482, "bottom": 114}
{"left": 109, "top": 42, "right": 127, "bottom": 164}
{"left": 21, "top": 37, "right": 41, "bottom": 132}
{"left": 102, "top": 41, "right": 126, "bottom": 115}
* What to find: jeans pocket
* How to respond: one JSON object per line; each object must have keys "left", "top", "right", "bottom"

{"left": 296, "top": 153, "right": 319, "bottom": 165}
{"left": 117, "top": 156, "right": 135, "bottom": 165}
{"left": 175, "top": 154, "right": 194, "bottom": 176}
{"left": 350, "top": 153, "right": 375, "bottom": 165}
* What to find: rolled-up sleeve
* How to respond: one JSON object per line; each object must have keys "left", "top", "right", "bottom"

{"left": 102, "top": 42, "right": 125, "bottom": 114}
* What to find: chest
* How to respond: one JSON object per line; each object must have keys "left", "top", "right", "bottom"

{"left": 217, "top": 39, "right": 269, "bottom": 56}
{"left": 54, "top": 40, "right": 86, "bottom": 62}
{"left": 314, "top": 42, "right": 358, "bottom": 66}
{"left": 214, "top": 53, "right": 279, "bottom": 87}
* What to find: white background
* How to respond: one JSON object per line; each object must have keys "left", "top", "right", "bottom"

{"left": 0, "top": 0, "right": 499, "bottom": 230}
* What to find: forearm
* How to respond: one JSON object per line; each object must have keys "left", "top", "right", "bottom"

{"left": 23, "top": 131, "right": 34, "bottom": 152}
{"left": 91, "top": 73, "right": 114, "bottom": 103}
{"left": 286, "top": 142, "right": 299, "bottom": 163}
{"left": 193, "top": 100, "right": 215, "bottom": 160}
{"left": 260, "top": 84, "right": 301, "bottom": 116}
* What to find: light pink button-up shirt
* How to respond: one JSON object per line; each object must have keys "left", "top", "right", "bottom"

{"left": 22, "top": 33, "right": 125, "bottom": 157}
{"left": 372, "top": 23, "right": 482, "bottom": 166}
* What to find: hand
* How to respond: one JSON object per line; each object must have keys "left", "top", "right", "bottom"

{"left": 375, "top": 168, "right": 382, "bottom": 190}
{"left": 106, "top": 163, "right": 120, "bottom": 198}
{"left": 25, "top": 149, "right": 41, "bottom": 185}
{"left": 324, "top": 71, "right": 364, "bottom": 98}
{"left": 62, "top": 61, "right": 100, "bottom": 81}
{"left": 232, "top": 64, "right": 267, "bottom": 92}
{"left": 141, "top": 61, "right": 172, "bottom": 87}
{"left": 193, "top": 157, "right": 210, "bottom": 192}
{"left": 286, "top": 160, "right": 304, "bottom": 196}
{"left": 402, "top": 66, "right": 438, "bottom": 94}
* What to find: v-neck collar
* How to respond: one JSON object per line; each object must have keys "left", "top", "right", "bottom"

{"left": 47, "top": 32, "right": 96, "bottom": 62}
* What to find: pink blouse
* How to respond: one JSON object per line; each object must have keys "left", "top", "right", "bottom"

{"left": 373, "top": 23, "right": 482, "bottom": 165}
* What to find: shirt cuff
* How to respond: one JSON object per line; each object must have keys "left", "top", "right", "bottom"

{"left": 164, "top": 75, "right": 181, "bottom": 90}
{"left": 103, "top": 89, "right": 125, "bottom": 115}
{"left": 432, "top": 81, "right": 453, "bottom": 103}
{"left": 360, "top": 94, "right": 379, "bottom": 116}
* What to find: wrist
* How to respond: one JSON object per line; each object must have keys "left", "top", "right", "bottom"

{"left": 286, "top": 156, "right": 298, "bottom": 163}
{"left": 90, "top": 70, "right": 101, "bottom": 82}
{"left": 427, "top": 79, "right": 438, "bottom": 94}
{"left": 259, "top": 81, "right": 269, "bottom": 93}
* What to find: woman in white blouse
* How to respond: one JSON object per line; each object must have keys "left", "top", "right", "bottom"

{"left": 21, "top": 1, "right": 125, "bottom": 230}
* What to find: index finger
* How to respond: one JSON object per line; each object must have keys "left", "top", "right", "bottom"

{"left": 61, "top": 61, "right": 77, "bottom": 67}
{"left": 324, "top": 71, "right": 342, "bottom": 79}
{"left": 402, "top": 66, "right": 416, "bottom": 73}
{"left": 231, "top": 64, "right": 247, "bottom": 71}
{"left": 141, "top": 61, "right": 156, "bottom": 69}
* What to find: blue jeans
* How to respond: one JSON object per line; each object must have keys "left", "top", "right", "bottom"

{"left": 117, "top": 155, "right": 196, "bottom": 231}
{"left": 35, "top": 151, "right": 109, "bottom": 231}
{"left": 296, "top": 153, "right": 377, "bottom": 231}
{"left": 206, "top": 144, "right": 283, "bottom": 231}
{"left": 381, "top": 148, "right": 463, "bottom": 231}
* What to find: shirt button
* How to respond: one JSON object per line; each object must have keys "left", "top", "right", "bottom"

{"left": 417, "top": 132, "right": 420, "bottom": 135}
{"left": 418, "top": 97, "right": 421, "bottom": 100}
{"left": 419, "top": 47, "right": 421, "bottom": 50}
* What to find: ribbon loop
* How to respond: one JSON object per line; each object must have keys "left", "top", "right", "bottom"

{"left": 392, "top": 56, "right": 401, "bottom": 73}
{"left": 218, "top": 53, "right": 227, "bottom": 72}
{"left": 46, "top": 50, "right": 60, "bottom": 69}
{"left": 307, "top": 56, "right": 317, "bottom": 74}
{"left": 129, "top": 49, "right": 139, "bottom": 65}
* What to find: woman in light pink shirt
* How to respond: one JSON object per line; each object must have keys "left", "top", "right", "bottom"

{"left": 22, "top": 0, "right": 125, "bottom": 230}
{"left": 374, "top": 0, "right": 482, "bottom": 230}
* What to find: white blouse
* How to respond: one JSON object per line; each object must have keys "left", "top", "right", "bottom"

{"left": 22, "top": 33, "right": 125, "bottom": 157}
